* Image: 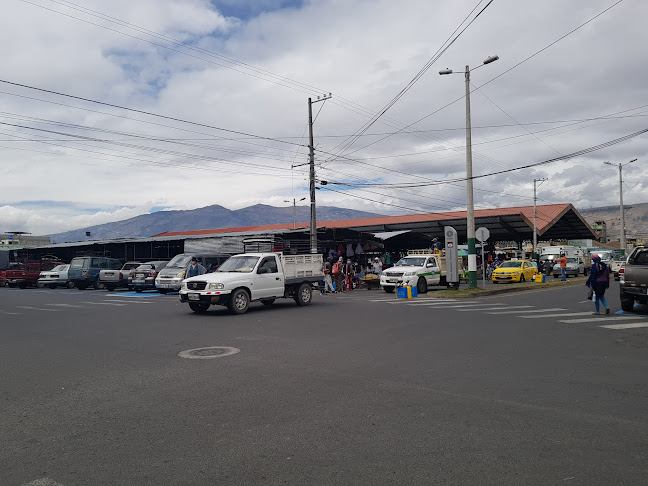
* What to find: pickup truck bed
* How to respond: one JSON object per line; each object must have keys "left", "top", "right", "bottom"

{"left": 620, "top": 247, "right": 648, "bottom": 311}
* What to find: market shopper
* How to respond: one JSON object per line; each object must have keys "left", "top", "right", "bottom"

{"left": 371, "top": 257, "right": 383, "bottom": 276}
{"left": 332, "top": 256, "right": 344, "bottom": 292}
{"left": 555, "top": 252, "right": 568, "bottom": 281}
{"left": 322, "top": 258, "right": 335, "bottom": 294}
{"left": 187, "top": 257, "right": 206, "bottom": 277}
{"left": 344, "top": 258, "right": 355, "bottom": 291}
{"left": 586, "top": 254, "right": 611, "bottom": 315}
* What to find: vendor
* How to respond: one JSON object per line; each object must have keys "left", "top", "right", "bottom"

{"left": 371, "top": 257, "right": 383, "bottom": 275}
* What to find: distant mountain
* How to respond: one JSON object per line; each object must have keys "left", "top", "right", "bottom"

{"left": 47, "top": 204, "right": 383, "bottom": 243}
{"left": 578, "top": 202, "right": 648, "bottom": 241}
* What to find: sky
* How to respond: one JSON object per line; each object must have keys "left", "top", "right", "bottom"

{"left": 1, "top": 0, "right": 647, "bottom": 235}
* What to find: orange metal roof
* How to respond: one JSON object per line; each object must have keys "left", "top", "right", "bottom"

{"left": 153, "top": 203, "right": 574, "bottom": 238}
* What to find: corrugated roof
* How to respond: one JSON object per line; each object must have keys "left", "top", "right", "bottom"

{"left": 154, "top": 203, "right": 575, "bottom": 238}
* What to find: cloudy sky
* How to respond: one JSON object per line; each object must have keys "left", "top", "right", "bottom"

{"left": 1, "top": 0, "right": 647, "bottom": 235}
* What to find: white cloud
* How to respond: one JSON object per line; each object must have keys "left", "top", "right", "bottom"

{"left": 0, "top": 0, "right": 647, "bottom": 235}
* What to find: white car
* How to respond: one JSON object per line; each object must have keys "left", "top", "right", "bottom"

{"left": 37, "top": 264, "right": 73, "bottom": 288}
{"left": 610, "top": 259, "right": 625, "bottom": 280}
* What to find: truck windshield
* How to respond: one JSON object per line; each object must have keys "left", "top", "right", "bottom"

{"left": 395, "top": 257, "right": 426, "bottom": 266}
{"left": 166, "top": 254, "right": 193, "bottom": 269}
{"left": 539, "top": 255, "right": 556, "bottom": 261}
{"left": 217, "top": 256, "right": 260, "bottom": 273}
{"left": 628, "top": 250, "right": 648, "bottom": 265}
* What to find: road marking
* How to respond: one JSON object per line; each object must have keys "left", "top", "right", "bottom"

{"left": 0, "top": 309, "right": 23, "bottom": 315}
{"left": 405, "top": 300, "right": 493, "bottom": 306}
{"left": 21, "top": 478, "right": 65, "bottom": 486}
{"left": 457, "top": 305, "right": 534, "bottom": 312}
{"left": 559, "top": 316, "right": 644, "bottom": 324}
{"left": 486, "top": 307, "right": 566, "bottom": 314}
{"left": 46, "top": 303, "right": 87, "bottom": 308}
{"left": 103, "top": 299, "right": 153, "bottom": 304}
{"left": 16, "top": 306, "right": 62, "bottom": 312}
{"left": 79, "top": 301, "right": 127, "bottom": 306}
{"left": 599, "top": 322, "right": 648, "bottom": 329}
{"left": 521, "top": 312, "right": 594, "bottom": 319}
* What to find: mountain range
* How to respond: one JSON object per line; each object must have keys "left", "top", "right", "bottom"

{"left": 47, "top": 204, "right": 382, "bottom": 243}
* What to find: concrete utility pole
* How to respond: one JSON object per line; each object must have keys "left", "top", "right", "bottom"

{"left": 604, "top": 158, "right": 637, "bottom": 255}
{"left": 284, "top": 197, "right": 306, "bottom": 230}
{"left": 307, "top": 94, "right": 331, "bottom": 254}
{"left": 440, "top": 55, "right": 499, "bottom": 288}
{"left": 533, "top": 178, "right": 547, "bottom": 257}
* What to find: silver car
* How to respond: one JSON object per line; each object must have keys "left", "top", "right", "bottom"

{"left": 552, "top": 257, "right": 585, "bottom": 278}
{"left": 37, "top": 264, "right": 73, "bottom": 289}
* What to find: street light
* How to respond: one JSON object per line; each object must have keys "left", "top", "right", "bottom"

{"left": 440, "top": 55, "right": 499, "bottom": 288}
{"left": 284, "top": 197, "right": 307, "bottom": 230}
{"left": 604, "top": 158, "right": 637, "bottom": 255}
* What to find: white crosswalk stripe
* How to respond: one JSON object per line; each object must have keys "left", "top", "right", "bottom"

{"left": 559, "top": 316, "right": 644, "bottom": 324}
{"left": 599, "top": 322, "right": 648, "bottom": 329}
{"left": 103, "top": 299, "right": 153, "bottom": 304}
{"left": 46, "top": 303, "right": 87, "bottom": 308}
{"left": 457, "top": 305, "right": 534, "bottom": 312}
{"left": 0, "top": 309, "right": 23, "bottom": 315}
{"left": 486, "top": 307, "right": 566, "bottom": 314}
{"left": 520, "top": 312, "right": 594, "bottom": 319}
{"left": 79, "top": 301, "right": 127, "bottom": 306}
{"left": 16, "top": 306, "right": 62, "bottom": 312}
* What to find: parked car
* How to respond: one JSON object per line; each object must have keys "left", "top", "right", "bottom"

{"left": 129, "top": 261, "right": 169, "bottom": 293}
{"left": 610, "top": 259, "right": 625, "bottom": 281}
{"left": 155, "top": 253, "right": 230, "bottom": 293}
{"left": 68, "top": 256, "right": 122, "bottom": 290}
{"left": 491, "top": 259, "right": 537, "bottom": 283}
{"left": 5, "top": 259, "right": 64, "bottom": 288}
{"left": 100, "top": 261, "right": 143, "bottom": 291}
{"left": 551, "top": 257, "right": 585, "bottom": 278}
{"left": 37, "top": 264, "right": 73, "bottom": 288}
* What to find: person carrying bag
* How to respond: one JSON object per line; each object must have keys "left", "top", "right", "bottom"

{"left": 585, "top": 254, "right": 610, "bottom": 315}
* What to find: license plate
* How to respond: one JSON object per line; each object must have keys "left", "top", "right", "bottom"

{"left": 389, "top": 279, "right": 398, "bottom": 283}
{"left": 135, "top": 273, "right": 145, "bottom": 279}
{"left": 133, "top": 280, "right": 144, "bottom": 284}
{"left": 188, "top": 293, "right": 200, "bottom": 301}
{"left": 160, "top": 284, "right": 168, "bottom": 288}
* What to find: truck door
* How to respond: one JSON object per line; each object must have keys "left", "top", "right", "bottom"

{"left": 426, "top": 257, "right": 441, "bottom": 285}
{"left": 253, "top": 256, "right": 284, "bottom": 299}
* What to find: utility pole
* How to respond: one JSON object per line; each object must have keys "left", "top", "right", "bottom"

{"left": 604, "top": 158, "right": 637, "bottom": 255}
{"left": 284, "top": 197, "right": 306, "bottom": 230}
{"left": 307, "top": 93, "right": 331, "bottom": 254}
{"left": 440, "top": 55, "right": 499, "bottom": 289}
{"left": 533, "top": 178, "right": 547, "bottom": 257}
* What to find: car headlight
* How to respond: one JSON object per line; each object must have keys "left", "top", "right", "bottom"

{"left": 181, "top": 282, "right": 188, "bottom": 290}
{"left": 207, "top": 283, "right": 224, "bottom": 290}
{"left": 404, "top": 271, "right": 417, "bottom": 276}
{"left": 176, "top": 271, "right": 186, "bottom": 278}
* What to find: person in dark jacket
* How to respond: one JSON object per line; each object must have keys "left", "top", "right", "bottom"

{"left": 586, "top": 254, "right": 610, "bottom": 315}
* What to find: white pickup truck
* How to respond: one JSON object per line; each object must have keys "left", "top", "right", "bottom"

{"left": 380, "top": 250, "right": 459, "bottom": 293}
{"left": 179, "top": 252, "right": 323, "bottom": 314}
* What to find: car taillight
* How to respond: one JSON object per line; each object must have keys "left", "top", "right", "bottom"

{"left": 619, "top": 268, "right": 624, "bottom": 274}
{"left": 119, "top": 271, "right": 123, "bottom": 279}
{"left": 149, "top": 271, "right": 157, "bottom": 277}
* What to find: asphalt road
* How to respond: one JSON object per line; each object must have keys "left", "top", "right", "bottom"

{"left": 1, "top": 282, "right": 647, "bottom": 486}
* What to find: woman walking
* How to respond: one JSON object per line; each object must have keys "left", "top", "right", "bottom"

{"left": 586, "top": 254, "right": 611, "bottom": 315}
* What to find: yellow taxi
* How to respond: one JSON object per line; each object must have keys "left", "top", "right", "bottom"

{"left": 491, "top": 259, "right": 537, "bottom": 283}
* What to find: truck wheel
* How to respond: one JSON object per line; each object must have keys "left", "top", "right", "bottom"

{"left": 295, "top": 283, "right": 312, "bottom": 306}
{"left": 261, "top": 299, "right": 275, "bottom": 305}
{"left": 66, "top": 281, "right": 75, "bottom": 289}
{"left": 416, "top": 277, "right": 428, "bottom": 294}
{"left": 228, "top": 289, "right": 250, "bottom": 314}
{"left": 621, "top": 298, "right": 634, "bottom": 312}
{"left": 383, "top": 286, "right": 394, "bottom": 293}
{"left": 189, "top": 302, "right": 210, "bottom": 313}
{"left": 37, "top": 282, "right": 45, "bottom": 288}
{"left": 93, "top": 279, "right": 105, "bottom": 290}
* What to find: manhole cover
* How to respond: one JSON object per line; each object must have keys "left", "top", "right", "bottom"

{"left": 178, "top": 346, "right": 241, "bottom": 359}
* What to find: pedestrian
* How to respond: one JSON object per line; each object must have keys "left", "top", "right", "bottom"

{"left": 586, "top": 254, "right": 610, "bottom": 315}
{"left": 322, "top": 258, "right": 335, "bottom": 294}
{"left": 332, "top": 256, "right": 344, "bottom": 292}
{"left": 371, "top": 257, "right": 383, "bottom": 276}
{"left": 187, "top": 257, "right": 206, "bottom": 277}
{"left": 344, "top": 258, "right": 355, "bottom": 291}
{"left": 555, "top": 252, "right": 568, "bottom": 281}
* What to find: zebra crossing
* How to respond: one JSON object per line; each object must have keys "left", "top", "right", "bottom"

{"left": 358, "top": 295, "right": 648, "bottom": 331}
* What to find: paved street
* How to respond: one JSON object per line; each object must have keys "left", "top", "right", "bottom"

{"left": 1, "top": 283, "right": 647, "bottom": 486}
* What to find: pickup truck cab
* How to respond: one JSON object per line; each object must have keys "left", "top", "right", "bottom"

{"left": 179, "top": 252, "right": 323, "bottom": 314}
{"left": 6, "top": 259, "right": 63, "bottom": 288}
{"left": 619, "top": 246, "right": 648, "bottom": 311}
{"left": 380, "top": 250, "right": 458, "bottom": 293}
